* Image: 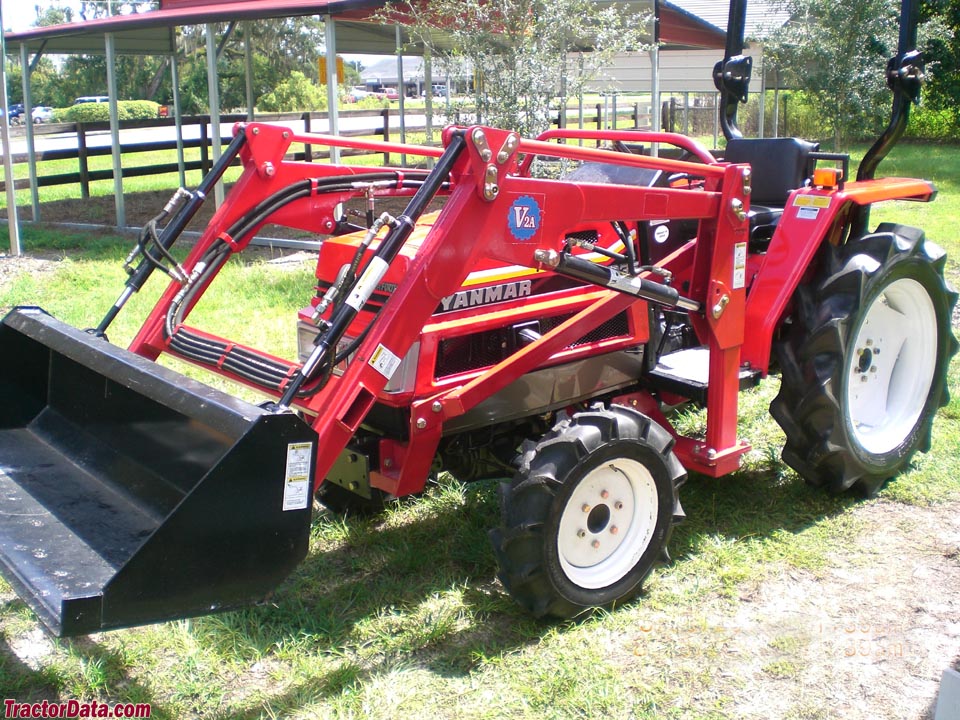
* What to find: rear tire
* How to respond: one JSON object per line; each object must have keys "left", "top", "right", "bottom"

{"left": 490, "top": 405, "right": 686, "bottom": 619}
{"left": 771, "top": 224, "right": 959, "bottom": 496}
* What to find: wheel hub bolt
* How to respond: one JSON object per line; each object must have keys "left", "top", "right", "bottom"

{"left": 600, "top": 489, "right": 610, "bottom": 499}
{"left": 591, "top": 540, "right": 601, "bottom": 549}
{"left": 610, "top": 526, "right": 619, "bottom": 535}
{"left": 614, "top": 501, "right": 624, "bottom": 510}
{"left": 577, "top": 529, "right": 586, "bottom": 539}
{"left": 582, "top": 503, "right": 591, "bottom": 513}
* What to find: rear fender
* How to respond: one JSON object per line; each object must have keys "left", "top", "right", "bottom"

{"left": 742, "top": 177, "right": 936, "bottom": 373}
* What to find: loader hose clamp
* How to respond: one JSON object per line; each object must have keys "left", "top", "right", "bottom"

{"left": 217, "top": 232, "right": 240, "bottom": 252}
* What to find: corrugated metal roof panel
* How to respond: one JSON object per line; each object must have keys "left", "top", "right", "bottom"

{"left": 666, "top": 0, "right": 790, "bottom": 38}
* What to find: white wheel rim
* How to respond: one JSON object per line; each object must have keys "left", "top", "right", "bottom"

{"left": 556, "top": 458, "right": 659, "bottom": 590}
{"left": 845, "top": 277, "right": 938, "bottom": 455}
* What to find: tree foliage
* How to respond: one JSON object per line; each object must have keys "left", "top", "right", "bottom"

{"left": 15, "top": 14, "right": 326, "bottom": 113}
{"left": 388, "top": 0, "right": 651, "bottom": 137}
{"left": 765, "top": 0, "right": 900, "bottom": 145}
{"left": 919, "top": 0, "right": 960, "bottom": 111}
{"left": 765, "top": 0, "right": 960, "bottom": 144}
{"left": 257, "top": 72, "right": 327, "bottom": 112}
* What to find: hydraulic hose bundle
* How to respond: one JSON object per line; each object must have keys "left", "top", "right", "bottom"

{"left": 161, "top": 171, "right": 436, "bottom": 397}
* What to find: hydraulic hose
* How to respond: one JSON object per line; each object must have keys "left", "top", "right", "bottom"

{"left": 94, "top": 130, "right": 248, "bottom": 337}
{"left": 276, "top": 130, "right": 468, "bottom": 408}
{"left": 162, "top": 169, "right": 444, "bottom": 399}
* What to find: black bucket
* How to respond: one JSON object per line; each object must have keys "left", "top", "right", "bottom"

{"left": 0, "top": 308, "right": 317, "bottom": 636}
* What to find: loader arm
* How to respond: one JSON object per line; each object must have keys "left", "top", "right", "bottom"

{"left": 122, "top": 123, "right": 750, "bottom": 488}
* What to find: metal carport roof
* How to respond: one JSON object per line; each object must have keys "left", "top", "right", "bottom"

{"left": 0, "top": 0, "right": 726, "bottom": 254}
{"left": 2, "top": 0, "right": 726, "bottom": 56}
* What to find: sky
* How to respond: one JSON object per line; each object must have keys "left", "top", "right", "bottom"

{"left": 2, "top": 0, "right": 106, "bottom": 33}
{"left": 2, "top": 0, "right": 58, "bottom": 33}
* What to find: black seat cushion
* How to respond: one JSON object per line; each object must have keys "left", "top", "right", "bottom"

{"left": 724, "top": 137, "right": 820, "bottom": 206}
{"left": 748, "top": 205, "right": 782, "bottom": 226}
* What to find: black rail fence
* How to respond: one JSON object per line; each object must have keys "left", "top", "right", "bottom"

{"left": 0, "top": 108, "right": 414, "bottom": 195}
{"left": 555, "top": 101, "right": 652, "bottom": 134}
{"left": 1, "top": 102, "right": 656, "bottom": 197}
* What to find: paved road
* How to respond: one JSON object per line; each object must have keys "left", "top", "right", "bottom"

{"left": 0, "top": 112, "right": 437, "bottom": 158}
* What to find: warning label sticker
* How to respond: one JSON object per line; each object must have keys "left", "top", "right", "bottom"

{"left": 793, "top": 195, "right": 831, "bottom": 209}
{"left": 797, "top": 207, "right": 820, "bottom": 220}
{"left": 282, "top": 442, "right": 313, "bottom": 511}
{"left": 369, "top": 343, "right": 402, "bottom": 380}
{"left": 733, "top": 241, "right": 747, "bottom": 289}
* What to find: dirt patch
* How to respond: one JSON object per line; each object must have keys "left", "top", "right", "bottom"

{"left": 0, "top": 252, "right": 62, "bottom": 293}
{"left": 727, "top": 501, "right": 960, "bottom": 719}
{"left": 619, "top": 500, "right": 960, "bottom": 719}
{"left": 2, "top": 189, "right": 222, "bottom": 231}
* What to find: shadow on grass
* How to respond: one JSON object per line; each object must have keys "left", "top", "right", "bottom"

{"left": 670, "top": 462, "right": 861, "bottom": 561}
{"left": 0, "top": 600, "right": 63, "bottom": 701}
{"left": 0, "top": 433, "right": 866, "bottom": 717}
{"left": 0, "top": 599, "right": 177, "bottom": 719}
{"left": 177, "top": 457, "right": 859, "bottom": 718}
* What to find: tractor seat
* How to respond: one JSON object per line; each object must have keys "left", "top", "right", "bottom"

{"left": 723, "top": 137, "right": 819, "bottom": 247}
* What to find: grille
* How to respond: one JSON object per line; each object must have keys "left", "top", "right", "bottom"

{"left": 541, "top": 312, "right": 631, "bottom": 348}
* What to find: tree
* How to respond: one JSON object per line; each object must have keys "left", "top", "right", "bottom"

{"left": 26, "top": 1, "right": 170, "bottom": 106}
{"left": 76, "top": 1, "right": 158, "bottom": 22}
{"left": 766, "top": 0, "right": 957, "bottom": 145}
{"left": 175, "top": 18, "right": 326, "bottom": 111}
{"left": 386, "top": 0, "right": 650, "bottom": 137}
{"left": 257, "top": 71, "right": 327, "bottom": 112}
{"left": 765, "top": 0, "right": 901, "bottom": 146}
{"left": 919, "top": 0, "right": 960, "bottom": 111}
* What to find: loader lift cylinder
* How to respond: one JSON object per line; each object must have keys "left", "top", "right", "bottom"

{"left": 278, "top": 130, "right": 467, "bottom": 407}
{"left": 94, "top": 130, "right": 248, "bottom": 337}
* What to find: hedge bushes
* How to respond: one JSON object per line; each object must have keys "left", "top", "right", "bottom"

{"left": 258, "top": 72, "right": 327, "bottom": 113}
{"left": 905, "top": 106, "right": 960, "bottom": 142}
{"left": 61, "top": 100, "right": 161, "bottom": 123}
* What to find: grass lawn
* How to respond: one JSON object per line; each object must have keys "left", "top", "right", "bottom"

{"left": 0, "top": 139, "right": 957, "bottom": 719}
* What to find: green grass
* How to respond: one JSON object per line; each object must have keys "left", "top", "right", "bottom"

{"left": 0, "top": 141, "right": 958, "bottom": 718}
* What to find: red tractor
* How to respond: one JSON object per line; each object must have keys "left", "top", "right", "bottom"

{"left": 0, "top": 0, "right": 955, "bottom": 635}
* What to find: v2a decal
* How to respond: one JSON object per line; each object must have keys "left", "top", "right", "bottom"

{"left": 507, "top": 195, "right": 543, "bottom": 241}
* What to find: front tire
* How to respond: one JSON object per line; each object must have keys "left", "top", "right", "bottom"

{"left": 490, "top": 406, "right": 686, "bottom": 619}
{"left": 771, "top": 224, "right": 959, "bottom": 495}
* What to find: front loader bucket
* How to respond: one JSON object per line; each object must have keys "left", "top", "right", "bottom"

{"left": 0, "top": 307, "right": 317, "bottom": 636}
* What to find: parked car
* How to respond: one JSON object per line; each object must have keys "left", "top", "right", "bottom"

{"left": 385, "top": 88, "right": 399, "bottom": 101}
{"left": 7, "top": 104, "right": 25, "bottom": 125}
{"left": 73, "top": 96, "right": 110, "bottom": 105}
{"left": 31, "top": 106, "right": 54, "bottom": 124}
{"left": 345, "top": 87, "right": 370, "bottom": 103}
